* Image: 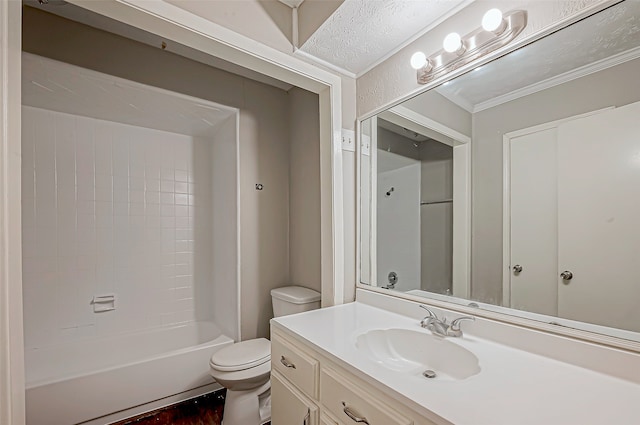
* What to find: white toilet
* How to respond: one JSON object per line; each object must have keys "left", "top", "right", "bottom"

{"left": 209, "top": 286, "right": 321, "bottom": 425}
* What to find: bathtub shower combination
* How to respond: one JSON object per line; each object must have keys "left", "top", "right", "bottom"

{"left": 26, "top": 322, "right": 233, "bottom": 424}
{"left": 22, "top": 53, "right": 240, "bottom": 424}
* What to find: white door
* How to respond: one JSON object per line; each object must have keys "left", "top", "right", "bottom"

{"left": 557, "top": 101, "right": 640, "bottom": 332}
{"left": 509, "top": 128, "right": 558, "bottom": 316}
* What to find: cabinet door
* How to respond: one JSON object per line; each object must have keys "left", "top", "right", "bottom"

{"left": 272, "top": 371, "right": 318, "bottom": 425}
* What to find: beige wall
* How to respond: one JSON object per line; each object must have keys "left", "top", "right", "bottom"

{"left": 471, "top": 57, "right": 640, "bottom": 305}
{"left": 402, "top": 90, "right": 471, "bottom": 136}
{"left": 341, "top": 75, "right": 357, "bottom": 130}
{"left": 150, "top": 0, "right": 357, "bottom": 305}
{"left": 419, "top": 142, "right": 453, "bottom": 296}
{"left": 24, "top": 7, "right": 323, "bottom": 340}
{"left": 158, "top": 1, "right": 358, "bottom": 131}
{"left": 289, "top": 88, "right": 322, "bottom": 294}
{"left": 166, "top": 0, "right": 294, "bottom": 53}
{"left": 23, "top": 7, "right": 245, "bottom": 109}
{"left": 298, "top": 0, "right": 344, "bottom": 47}
{"left": 238, "top": 82, "right": 291, "bottom": 339}
{"left": 403, "top": 90, "right": 472, "bottom": 137}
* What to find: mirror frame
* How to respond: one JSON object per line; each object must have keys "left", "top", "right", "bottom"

{"left": 355, "top": 0, "right": 640, "bottom": 353}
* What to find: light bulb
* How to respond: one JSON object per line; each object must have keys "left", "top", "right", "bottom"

{"left": 443, "top": 32, "right": 463, "bottom": 53}
{"left": 410, "top": 52, "right": 427, "bottom": 70}
{"left": 482, "top": 8, "right": 504, "bottom": 33}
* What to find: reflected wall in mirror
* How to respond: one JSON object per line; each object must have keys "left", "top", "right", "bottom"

{"left": 360, "top": 0, "right": 640, "bottom": 342}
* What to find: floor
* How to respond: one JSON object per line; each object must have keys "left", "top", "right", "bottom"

{"left": 112, "top": 390, "right": 271, "bottom": 425}
{"left": 112, "top": 391, "right": 225, "bottom": 425}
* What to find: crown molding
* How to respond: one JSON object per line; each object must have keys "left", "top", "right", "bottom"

{"left": 473, "top": 45, "right": 640, "bottom": 113}
{"left": 293, "top": 48, "right": 357, "bottom": 79}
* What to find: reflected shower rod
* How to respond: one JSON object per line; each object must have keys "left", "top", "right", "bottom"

{"left": 420, "top": 199, "right": 453, "bottom": 205}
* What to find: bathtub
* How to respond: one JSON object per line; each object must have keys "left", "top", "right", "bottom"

{"left": 25, "top": 321, "right": 233, "bottom": 425}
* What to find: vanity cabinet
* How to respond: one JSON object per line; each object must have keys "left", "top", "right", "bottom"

{"left": 272, "top": 371, "right": 319, "bottom": 425}
{"left": 320, "top": 367, "right": 411, "bottom": 425}
{"left": 271, "top": 327, "right": 441, "bottom": 425}
{"left": 320, "top": 415, "right": 340, "bottom": 425}
{"left": 272, "top": 333, "right": 319, "bottom": 399}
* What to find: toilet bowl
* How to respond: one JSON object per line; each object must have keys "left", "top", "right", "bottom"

{"left": 209, "top": 285, "right": 321, "bottom": 425}
{"left": 209, "top": 338, "right": 271, "bottom": 425}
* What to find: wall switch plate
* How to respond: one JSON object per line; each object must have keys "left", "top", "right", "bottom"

{"left": 361, "top": 134, "right": 371, "bottom": 156}
{"left": 342, "top": 129, "right": 356, "bottom": 152}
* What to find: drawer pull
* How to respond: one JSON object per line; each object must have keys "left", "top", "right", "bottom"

{"left": 303, "top": 408, "right": 310, "bottom": 425}
{"left": 342, "top": 401, "right": 370, "bottom": 424}
{"left": 280, "top": 355, "right": 296, "bottom": 369}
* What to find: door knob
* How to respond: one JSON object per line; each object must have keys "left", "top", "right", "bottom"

{"left": 513, "top": 265, "right": 523, "bottom": 274}
{"left": 560, "top": 271, "right": 573, "bottom": 281}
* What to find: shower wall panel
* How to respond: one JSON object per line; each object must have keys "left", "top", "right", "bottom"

{"left": 22, "top": 106, "right": 214, "bottom": 351}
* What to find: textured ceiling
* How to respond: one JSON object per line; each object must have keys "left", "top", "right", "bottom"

{"left": 23, "top": 53, "right": 236, "bottom": 138}
{"left": 299, "top": 0, "right": 469, "bottom": 75}
{"left": 435, "top": 0, "right": 640, "bottom": 111}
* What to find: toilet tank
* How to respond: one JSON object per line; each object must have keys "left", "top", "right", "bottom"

{"left": 271, "top": 286, "right": 321, "bottom": 317}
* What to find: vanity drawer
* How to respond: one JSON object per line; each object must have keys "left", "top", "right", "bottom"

{"left": 321, "top": 368, "right": 412, "bottom": 425}
{"left": 320, "top": 413, "right": 340, "bottom": 425}
{"left": 272, "top": 334, "right": 319, "bottom": 399}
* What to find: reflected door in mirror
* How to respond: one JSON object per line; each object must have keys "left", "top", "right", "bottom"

{"left": 508, "top": 103, "right": 640, "bottom": 332}
{"left": 557, "top": 101, "right": 640, "bottom": 332}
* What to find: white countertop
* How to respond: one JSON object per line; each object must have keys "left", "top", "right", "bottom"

{"left": 272, "top": 302, "right": 640, "bottom": 425}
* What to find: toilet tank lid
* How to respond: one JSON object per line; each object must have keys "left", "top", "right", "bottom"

{"left": 271, "top": 286, "right": 321, "bottom": 304}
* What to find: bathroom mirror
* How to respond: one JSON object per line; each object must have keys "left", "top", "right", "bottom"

{"left": 360, "top": 0, "right": 640, "bottom": 342}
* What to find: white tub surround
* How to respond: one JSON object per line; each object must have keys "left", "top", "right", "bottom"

{"left": 271, "top": 292, "right": 640, "bottom": 425}
{"left": 26, "top": 321, "right": 232, "bottom": 425}
{"left": 21, "top": 54, "right": 241, "bottom": 424}
{"left": 22, "top": 55, "right": 240, "bottom": 348}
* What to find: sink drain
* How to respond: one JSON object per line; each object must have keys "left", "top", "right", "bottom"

{"left": 423, "top": 370, "right": 437, "bottom": 379}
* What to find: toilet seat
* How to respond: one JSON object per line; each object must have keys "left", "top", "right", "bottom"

{"left": 210, "top": 338, "right": 271, "bottom": 372}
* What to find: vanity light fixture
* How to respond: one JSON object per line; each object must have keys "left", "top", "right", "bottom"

{"left": 410, "top": 51, "right": 429, "bottom": 70}
{"left": 413, "top": 9, "right": 527, "bottom": 85}
{"left": 482, "top": 8, "right": 506, "bottom": 34}
{"left": 443, "top": 32, "right": 465, "bottom": 55}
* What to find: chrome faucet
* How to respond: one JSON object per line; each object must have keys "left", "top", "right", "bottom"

{"left": 419, "top": 305, "right": 475, "bottom": 338}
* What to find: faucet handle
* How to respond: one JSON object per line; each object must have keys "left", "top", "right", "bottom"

{"left": 419, "top": 304, "right": 437, "bottom": 319}
{"left": 419, "top": 305, "right": 438, "bottom": 329}
{"left": 450, "top": 316, "right": 475, "bottom": 331}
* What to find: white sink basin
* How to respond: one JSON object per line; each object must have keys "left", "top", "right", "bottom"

{"left": 356, "top": 328, "right": 481, "bottom": 381}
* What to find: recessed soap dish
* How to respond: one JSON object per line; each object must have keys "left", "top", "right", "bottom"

{"left": 92, "top": 294, "right": 116, "bottom": 313}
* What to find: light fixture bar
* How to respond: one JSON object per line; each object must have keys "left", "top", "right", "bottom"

{"left": 417, "top": 10, "right": 527, "bottom": 85}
